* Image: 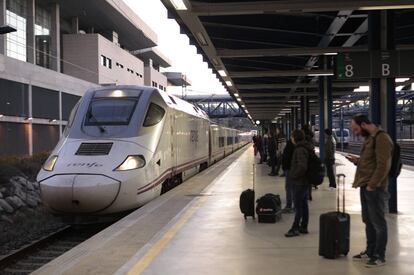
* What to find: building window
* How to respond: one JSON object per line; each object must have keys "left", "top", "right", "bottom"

{"left": 35, "top": 4, "right": 52, "bottom": 69}
{"left": 100, "top": 55, "right": 112, "bottom": 69}
{"left": 152, "top": 81, "right": 157, "bottom": 88}
{"left": 6, "top": 0, "right": 27, "bottom": 62}
{"left": 116, "top": 62, "right": 124, "bottom": 69}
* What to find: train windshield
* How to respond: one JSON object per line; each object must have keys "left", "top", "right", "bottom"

{"left": 85, "top": 97, "right": 138, "bottom": 126}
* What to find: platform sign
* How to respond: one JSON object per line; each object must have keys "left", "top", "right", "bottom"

{"left": 336, "top": 52, "right": 371, "bottom": 80}
{"left": 336, "top": 50, "right": 414, "bottom": 79}
{"left": 371, "top": 51, "right": 398, "bottom": 78}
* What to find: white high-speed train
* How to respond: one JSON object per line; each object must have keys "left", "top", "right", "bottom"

{"left": 37, "top": 86, "right": 250, "bottom": 216}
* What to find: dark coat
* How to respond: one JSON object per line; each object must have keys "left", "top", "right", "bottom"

{"left": 289, "top": 141, "right": 314, "bottom": 186}
{"left": 268, "top": 136, "right": 276, "bottom": 156}
{"left": 282, "top": 139, "right": 294, "bottom": 171}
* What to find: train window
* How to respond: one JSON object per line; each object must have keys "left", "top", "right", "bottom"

{"left": 219, "top": 137, "right": 225, "bottom": 148}
{"left": 227, "top": 137, "right": 233, "bottom": 145}
{"left": 85, "top": 98, "right": 137, "bottom": 126}
{"left": 143, "top": 103, "right": 165, "bottom": 127}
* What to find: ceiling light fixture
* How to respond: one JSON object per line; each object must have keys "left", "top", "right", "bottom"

{"left": 170, "top": 0, "right": 187, "bottom": 10}
{"left": 308, "top": 72, "right": 334, "bottom": 77}
{"left": 218, "top": 70, "right": 227, "bottom": 77}
{"left": 196, "top": 32, "right": 208, "bottom": 46}
{"left": 225, "top": 81, "right": 233, "bottom": 87}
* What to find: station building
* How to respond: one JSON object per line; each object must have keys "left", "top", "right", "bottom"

{"left": 0, "top": 0, "right": 171, "bottom": 156}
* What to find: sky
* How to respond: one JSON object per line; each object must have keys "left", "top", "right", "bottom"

{"left": 124, "top": 0, "right": 229, "bottom": 97}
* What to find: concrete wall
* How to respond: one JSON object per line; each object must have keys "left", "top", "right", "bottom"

{"left": 62, "top": 34, "right": 100, "bottom": 84}
{"left": 0, "top": 54, "right": 97, "bottom": 96}
{"left": 63, "top": 34, "right": 145, "bottom": 86}
{"left": 144, "top": 66, "right": 167, "bottom": 89}
{"left": 97, "top": 34, "right": 144, "bottom": 86}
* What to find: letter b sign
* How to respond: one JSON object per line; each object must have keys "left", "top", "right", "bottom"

{"left": 382, "top": 63, "right": 390, "bottom": 77}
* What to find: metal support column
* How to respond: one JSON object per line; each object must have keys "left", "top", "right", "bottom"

{"left": 368, "top": 10, "right": 397, "bottom": 213}
{"left": 50, "top": 2, "right": 60, "bottom": 72}
{"left": 300, "top": 96, "right": 305, "bottom": 128}
{"left": 26, "top": 0, "right": 35, "bottom": 64}
{"left": 318, "top": 56, "right": 332, "bottom": 161}
{"left": 0, "top": 0, "right": 6, "bottom": 55}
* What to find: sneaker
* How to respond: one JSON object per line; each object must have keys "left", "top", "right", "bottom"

{"left": 353, "top": 251, "right": 370, "bottom": 261}
{"left": 365, "top": 257, "right": 386, "bottom": 268}
{"left": 285, "top": 229, "right": 300, "bottom": 238}
{"left": 299, "top": 228, "right": 309, "bottom": 234}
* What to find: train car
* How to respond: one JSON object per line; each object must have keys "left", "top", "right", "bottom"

{"left": 37, "top": 85, "right": 249, "bottom": 218}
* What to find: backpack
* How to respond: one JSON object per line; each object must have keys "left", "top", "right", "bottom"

{"left": 307, "top": 150, "right": 325, "bottom": 186}
{"left": 295, "top": 144, "right": 325, "bottom": 186}
{"left": 374, "top": 131, "right": 402, "bottom": 178}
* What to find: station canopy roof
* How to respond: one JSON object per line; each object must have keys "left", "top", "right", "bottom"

{"left": 161, "top": 0, "right": 414, "bottom": 121}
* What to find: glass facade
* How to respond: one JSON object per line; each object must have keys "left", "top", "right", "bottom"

{"left": 6, "top": 0, "right": 27, "bottom": 61}
{"left": 35, "top": 3, "right": 51, "bottom": 68}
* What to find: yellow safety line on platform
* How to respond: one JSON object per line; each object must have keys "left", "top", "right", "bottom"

{"left": 127, "top": 196, "right": 207, "bottom": 275}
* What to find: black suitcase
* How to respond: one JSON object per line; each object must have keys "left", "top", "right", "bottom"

{"left": 256, "top": 193, "right": 282, "bottom": 223}
{"left": 319, "top": 174, "right": 350, "bottom": 259}
{"left": 239, "top": 164, "right": 256, "bottom": 219}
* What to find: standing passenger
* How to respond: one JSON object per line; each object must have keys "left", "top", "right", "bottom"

{"left": 285, "top": 129, "right": 313, "bottom": 237}
{"left": 268, "top": 130, "right": 277, "bottom": 176}
{"left": 281, "top": 136, "right": 295, "bottom": 213}
{"left": 325, "top": 129, "right": 337, "bottom": 189}
{"left": 347, "top": 114, "right": 393, "bottom": 267}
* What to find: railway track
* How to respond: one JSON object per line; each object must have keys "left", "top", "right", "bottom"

{"left": 338, "top": 141, "right": 414, "bottom": 166}
{"left": 0, "top": 224, "right": 109, "bottom": 275}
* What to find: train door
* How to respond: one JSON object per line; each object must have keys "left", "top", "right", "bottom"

{"left": 208, "top": 126, "right": 212, "bottom": 164}
{"left": 170, "top": 111, "right": 177, "bottom": 174}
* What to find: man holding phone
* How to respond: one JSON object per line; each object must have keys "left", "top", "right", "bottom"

{"left": 348, "top": 114, "right": 393, "bottom": 268}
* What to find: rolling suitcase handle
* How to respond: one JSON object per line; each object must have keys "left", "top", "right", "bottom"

{"left": 253, "top": 163, "right": 255, "bottom": 191}
{"left": 336, "top": 173, "right": 346, "bottom": 213}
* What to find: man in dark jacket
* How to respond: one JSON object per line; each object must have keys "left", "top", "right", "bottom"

{"left": 281, "top": 137, "right": 295, "bottom": 212}
{"left": 285, "top": 129, "right": 313, "bottom": 237}
{"left": 268, "top": 130, "right": 277, "bottom": 176}
{"left": 325, "top": 129, "right": 337, "bottom": 188}
{"left": 302, "top": 124, "right": 316, "bottom": 200}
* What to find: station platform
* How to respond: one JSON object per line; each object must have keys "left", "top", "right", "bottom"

{"left": 33, "top": 145, "right": 414, "bottom": 275}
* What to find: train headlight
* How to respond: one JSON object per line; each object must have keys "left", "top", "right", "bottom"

{"left": 43, "top": 155, "right": 58, "bottom": 171}
{"left": 115, "top": 155, "right": 146, "bottom": 171}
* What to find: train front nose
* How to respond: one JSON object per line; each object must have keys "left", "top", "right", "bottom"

{"left": 40, "top": 174, "right": 120, "bottom": 213}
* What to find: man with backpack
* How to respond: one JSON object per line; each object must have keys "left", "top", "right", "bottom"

{"left": 285, "top": 129, "right": 314, "bottom": 237}
{"left": 347, "top": 114, "right": 394, "bottom": 267}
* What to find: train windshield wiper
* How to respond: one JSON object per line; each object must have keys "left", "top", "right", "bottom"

{"left": 86, "top": 110, "right": 106, "bottom": 133}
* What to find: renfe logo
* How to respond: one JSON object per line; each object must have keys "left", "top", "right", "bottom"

{"left": 67, "top": 162, "right": 103, "bottom": 168}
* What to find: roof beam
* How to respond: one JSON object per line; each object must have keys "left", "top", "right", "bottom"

{"left": 237, "top": 82, "right": 365, "bottom": 89}
{"left": 203, "top": 22, "right": 324, "bottom": 38}
{"left": 241, "top": 91, "right": 360, "bottom": 97}
{"left": 230, "top": 69, "right": 333, "bottom": 78}
{"left": 217, "top": 46, "right": 366, "bottom": 58}
{"left": 191, "top": 0, "right": 414, "bottom": 16}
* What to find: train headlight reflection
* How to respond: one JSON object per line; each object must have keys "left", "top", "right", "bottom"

{"left": 115, "top": 155, "right": 146, "bottom": 171}
{"left": 43, "top": 155, "right": 58, "bottom": 171}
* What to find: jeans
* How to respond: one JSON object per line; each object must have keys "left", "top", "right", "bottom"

{"left": 284, "top": 170, "right": 294, "bottom": 208}
{"left": 325, "top": 159, "right": 336, "bottom": 188}
{"left": 270, "top": 155, "right": 276, "bottom": 173}
{"left": 360, "top": 186, "right": 389, "bottom": 259}
{"left": 292, "top": 184, "right": 309, "bottom": 230}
